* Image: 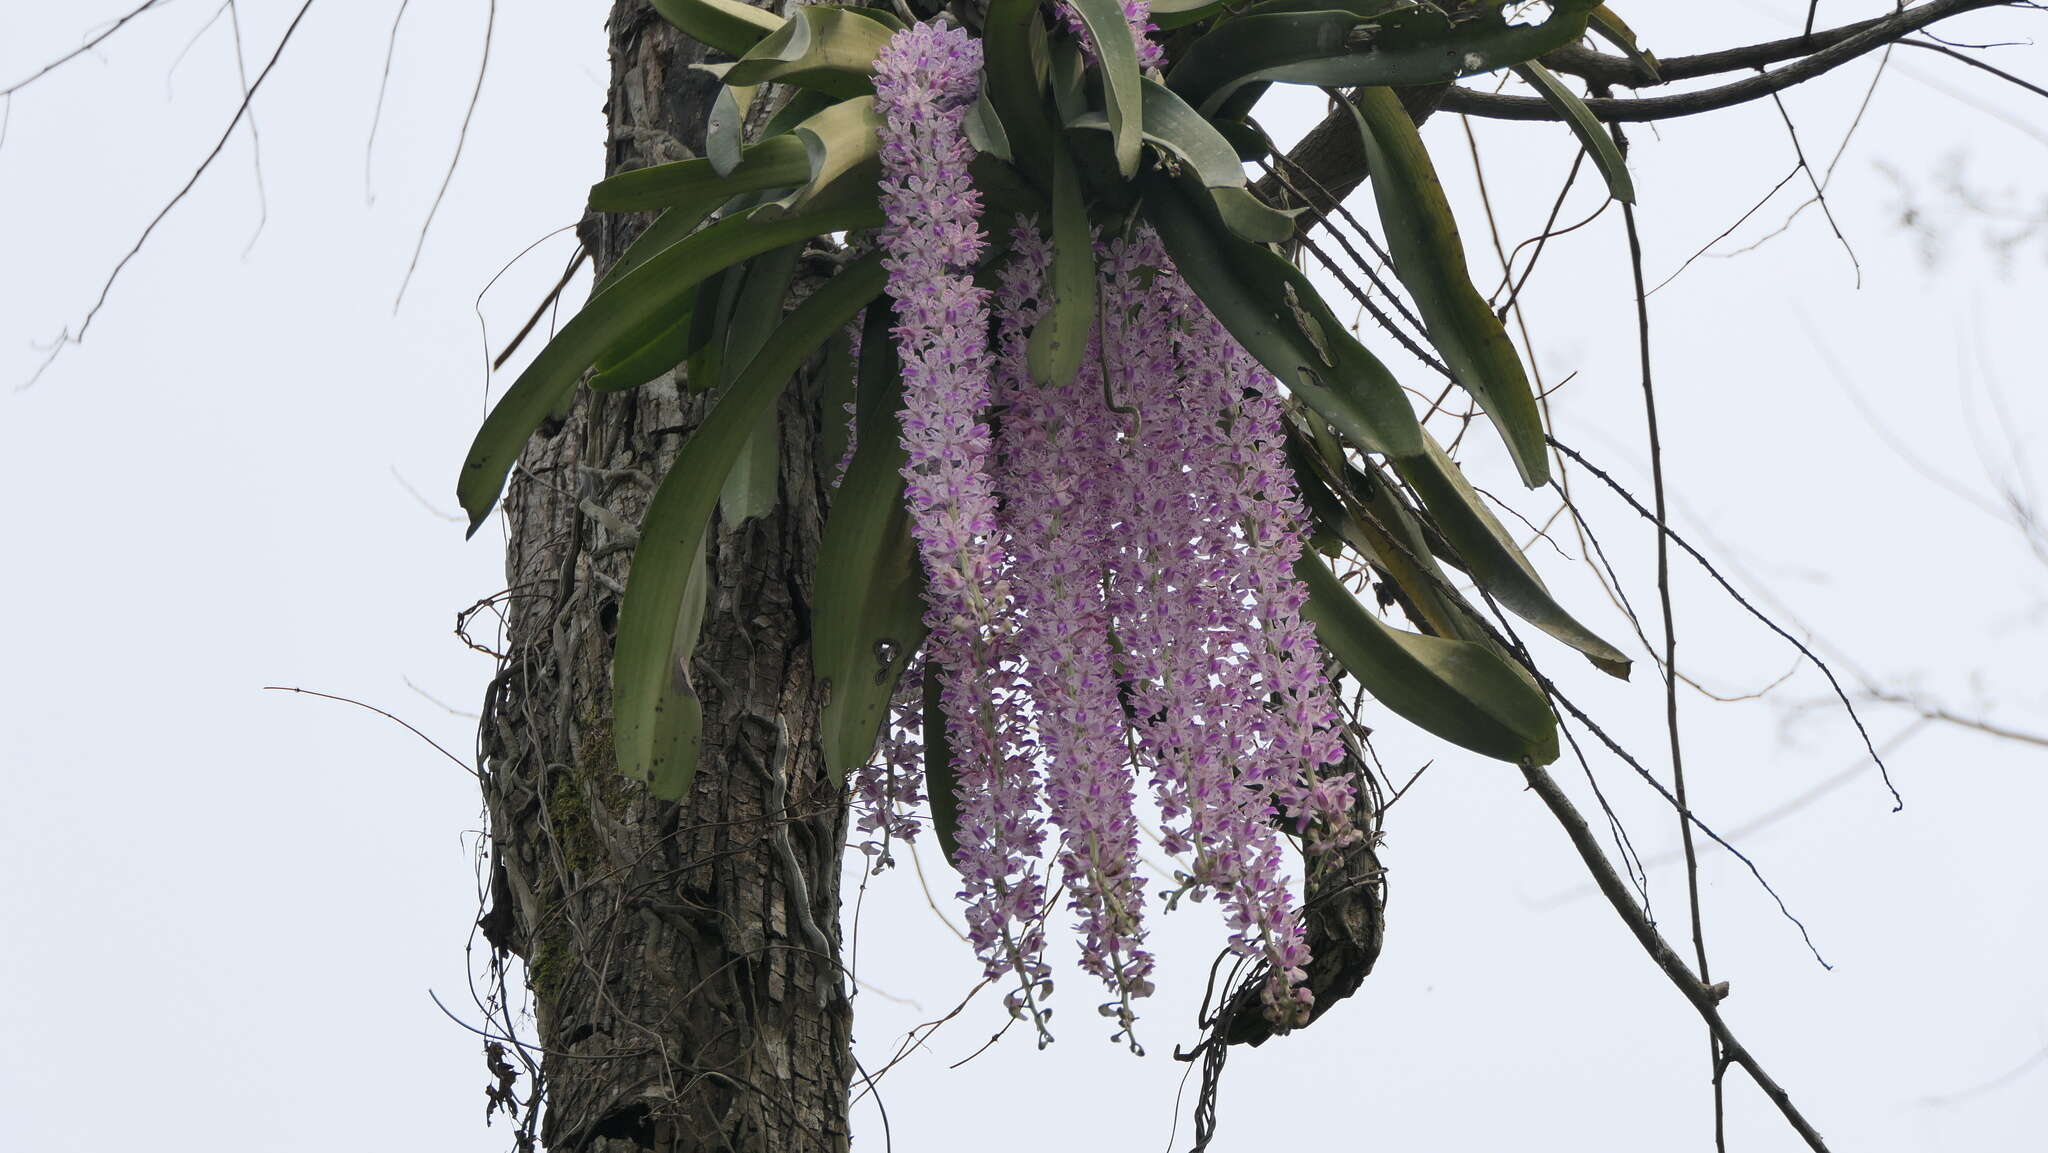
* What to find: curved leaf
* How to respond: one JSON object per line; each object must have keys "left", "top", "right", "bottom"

{"left": 1062, "top": 0, "right": 1146, "bottom": 178}
{"left": 716, "top": 243, "right": 805, "bottom": 522}
{"left": 588, "top": 134, "right": 811, "bottom": 213}
{"left": 817, "top": 307, "right": 929, "bottom": 778}
{"left": 1146, "top": 179, "right": 1629, "bottom": 677}
{"left": 785, "top": 95, "right": 882, "bottom": 210}
{"left": 650, "top": 0, "right": 781, "bottom": 57}
{"left": 724, "top": 7, "right": 891, "bottom": 97}
{"left": 457, "top": 200, "right": 883, "bottom": 533}
{"left": 1347, "top": 86, "right": 1549, "bottom": 487}
{"left": 706, "top": 76, "right": 756, "bottom": 177}
{"left": 1511, "top": 61, "right": 1634, "bottom": 204}
{"left": 1394, "top": 434, "right": 1631, "bottom": 677}
{"left": 589, "top": 311, "right": 695, "bottom": 392}
{"left": 1589, "top": 5, "right": 1661, "bottom": 82}
{"left": 922, "top": 659, "right": 961, "bottom": 860}
{"left": 984, "top": 0, "right": 1055, "bottom": 177}
{"left": 1299, "top": 550, "right": 1558, "bottom": 765}
{"left": 614, "top": 254, "right": 890, "bottom": 796}
{"left": 1146, "top": 177, "right": 1424, "bottom": 461}
{"left": 1027, "top": 143, "right": 1095, "bottom": 388}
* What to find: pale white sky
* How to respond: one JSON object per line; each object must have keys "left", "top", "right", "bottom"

{"left": 2, "top": 4, "right": 2043, "bottom": 1151}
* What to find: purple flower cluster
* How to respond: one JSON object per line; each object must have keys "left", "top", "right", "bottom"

{"left": 868, "top": 21, "right": 1354, "bottom": 1036}
{"left": 994, "top": 222, "right": 1156, "bottom": 1022}
{"left": 874, "top": 21, "right": 1054, "bottom": 1024}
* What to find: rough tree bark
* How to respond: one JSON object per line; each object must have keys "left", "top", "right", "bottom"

{"left": 477, "top": 4, "right": 854, "bottom": 1150}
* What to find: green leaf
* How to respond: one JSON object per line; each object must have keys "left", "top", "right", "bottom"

{"left": 1589, "top": 5, "right": 1661, "bottom": 82}
{"left": 1288, "top": 427, "right": 1474, "bottom": 642}
{"left": 589, "top": 310, "right": 695, "bottom": 393}
{"left": 614, "top": 253, "right": 890, "bottom": 796}
{"left": 1394, "top": 434, "right": 1632, "bottom": 677}
{"left": 1062, "top": 0, "right": 1146, "bottom": 178}
{"left": 922, "top": 660, "right": 961, "bottom": 859}
{"left": 1167, "top": 0, "right": 1599, "bottom": 115}
{"left": 816, "top": 308, "right": 930, "bottom": 778}
{"left": 1027, "top": 144, "right": 1095, "bottom": 388}
{"left": 649, "top": 0, "right": 782, "bottom": 57}
{"left": 589, "top": 134, "right": 811, "bottom": 213}
{"left": 706, "top": 76, "right": 757, "bottom": 177}
{"left": 1511, "top": 61, "right": 1634, "bottom": 204}
{"left": 1299, "top": 550, "right": 1558, "bottom": 765}
{"left": 599, "top": 207, "right": 710, "bottom": 291}
{"left": 816, "top": 328, "right": 859, "bottom": 478}
{"left": 1146, "top": 178, "right": 1630, "bottom": 677}
{"left": 1146, "top": 177, "right": 1424, "bottom": 461}
{"left": 1346, "top": 86, "right": 1549, "bottom": 487}
{"left": 1150, "top": 0, "right": 1229, "bottom": 31}
{"left": 784, "top": 95, "right": 882, "bottom": 210}
{"left": 1210, "top": 186, "right": 1299, "bottom": 244}
{"left": 716, "top": 242, "right": 804, "bottom": 522}
{"left": 457, "top": 200, "right": 883, "bottom": 533}
{"left": 724, "top": 7, "right": 892, "bottom": 97}
{"left": 984, "top": 0, "right": 1055, "bottom": 183}
{"left": 964, "top": 90, "right": 1014, "bottom": 162}
{"left": 1069, "top": 78, "right": 1301, "bottom": 242}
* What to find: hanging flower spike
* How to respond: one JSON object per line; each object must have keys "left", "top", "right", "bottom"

{"left": 873, "top": 22, "right": 1054, "bottom": 1032}
{"left": 1095, "top": 228, "right": 1313, "bottom": 1025}
{"left": 1162, "top": 284, "right": 1360, "bottom": 855}
{"left": 849, "top": 652, "right": 927, "bottom": 867}
{"left": 994, "top": 219, "right": 1156, "bottom": 1034}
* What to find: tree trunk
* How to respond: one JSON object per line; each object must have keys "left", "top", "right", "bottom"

{"left": 478, "top": 4, "right": 852, "bottom": 1150}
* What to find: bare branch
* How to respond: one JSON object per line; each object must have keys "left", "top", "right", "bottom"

{"left": 1, "top": 0, "right": 175, "bottom": 98}
{"left": 1442, "top": 0, "right": 2021, "bottom": 121}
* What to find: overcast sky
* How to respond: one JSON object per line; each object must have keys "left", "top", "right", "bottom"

{"left": 2, "top": 3, "right": 2043, "bottom": 1151}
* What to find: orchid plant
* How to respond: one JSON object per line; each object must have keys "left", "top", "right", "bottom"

{"left": 456, "top": 0, "right": 1641, "bottom": 1041}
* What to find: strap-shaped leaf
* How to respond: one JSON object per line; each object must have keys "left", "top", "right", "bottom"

{"left": 922, "top": 660, "right": 962, "bottom": 861}
{"left": 590, "top": 311, "right": 695, "bottom": 392}
{"left": 724, "top": 7, "right": 891, "bottom": 97}
{"left": 984, "top": 0, "right": 1055, "bottom": 179}
{"left": 1146, "top": 178, "right": 1630, "bottom": 677}
{"left": 589, "top": 134, "right": 811, "bottom": 213}
{"left": 1511, "top": 61, "right": 1634, "bottom": 204}
{"left": 816, "top": 328, "right": 858, "bottom": 478}
{"left": 1299, "top": 551, "right": 1559, "bottom": 765}
{"left": 1027, "top": 144, "right": 1095, "bottom": 388}
{"left": 1062, "top": 0, "right": 1146, "bottom": 178}
{"left": 1071, "top": 80, "right": 1302, "bottom": 242}
{"left": 1167, "top": 0, "right": 1599, "bottom": 115}
{"left": 707, "top": 79, "right": 757, "bottom": 177}
{"left": 1589, "top": 5, "right": 1661, "bottom": 82}
{"left": 650, "top": 0, "right": 782, "bottom": 57}
{"left": 1288, "top": 427, "right": 1473, "bottom": 642}
{"left": 784, "top": 95, "right": 882, "bottom": 210}
{"left": 816, "top": 307, "right": 929, "bottom": 778}
{"left": 1395, "top": 434, "right": 1632, "bottom": 677}
{"left": 716, "top": 242, "right": 804, "bottom": 522}
{"left": 1347, "top": 86, "right": 1549, "bottom": 487}
{"left": 615, "top": 254, "right": 889, "bottom": 797}
{"left": 457, "top": 200, "right": 883, "bottom": 533}
{"left": 599, "top": 206, "right": 711, "bottom": 291}
{"left": 1151, "top": 0, "right": 1229, "bottom": 30}
{"left": 1146, "top": 177, "right": 1424, "bottom": 460}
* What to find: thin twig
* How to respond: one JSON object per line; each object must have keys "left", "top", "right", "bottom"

{"left": 1547, "top": 436, "right": 1904, "bottom": 811}
{"left": 2, "top": 0, "right": 174, "bottom": 97}
{"left": 394, "top": 0, "right": 496, "bottom": 309}
{"left": 20, "top": 0, "right": 318, "bottom": 389}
